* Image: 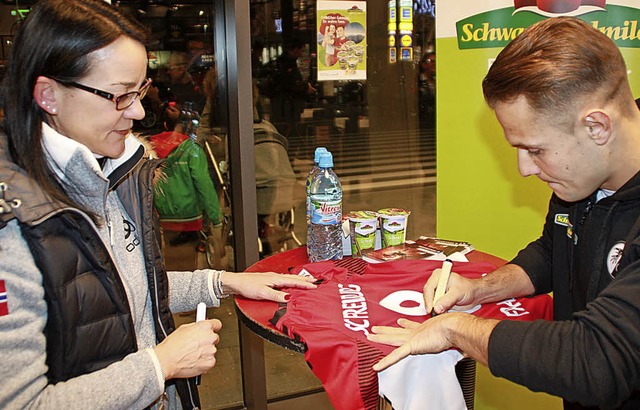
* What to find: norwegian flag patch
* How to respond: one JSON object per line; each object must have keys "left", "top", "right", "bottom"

{"left": 0, "top": 280, "right": 8, "bottom": 316}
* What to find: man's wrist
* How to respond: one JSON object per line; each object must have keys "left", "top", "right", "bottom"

{"left": 475, "top": 275, "right": 498, "bottom": 304}
{"left": 444, "top": 313, "right": 499, "bottom": 367}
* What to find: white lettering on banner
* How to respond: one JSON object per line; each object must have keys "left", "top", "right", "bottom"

{"left": 338, "top": 284, "right": 370, "bottom": 335}
{"left": 497, "top": 298, "right": 530, "bottom": 318}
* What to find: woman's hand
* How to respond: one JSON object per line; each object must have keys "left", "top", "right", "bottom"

{"left": 223, "top": 271, "right": 317, "bottom": 303}
{"left": 164, "top": 105, "right": 181, "bottom": 123}
{"left": 154, "top": 319, "right": 222, "bottom": 380}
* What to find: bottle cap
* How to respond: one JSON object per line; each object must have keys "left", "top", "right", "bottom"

{"left": 314, "top": 147, "right": 328, "bottom": 163}
{"left": 318, "top": 152, "right": 333, "bottom": 168}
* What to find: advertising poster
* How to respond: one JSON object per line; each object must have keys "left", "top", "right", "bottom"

{"left": 316, "top": 0, "right": 367, "bottom": 81}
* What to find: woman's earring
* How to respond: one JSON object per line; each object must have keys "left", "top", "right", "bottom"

{"left": 42, "top": 101, "right": 57, "bottom": 114}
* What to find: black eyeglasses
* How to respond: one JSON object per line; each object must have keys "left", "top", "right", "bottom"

{"left": 51, "top": 77, "right": 152, "bottom": 110}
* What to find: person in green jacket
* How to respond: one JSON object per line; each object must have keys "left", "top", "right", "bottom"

{"left": 151, "top": 102, "right": 222, "bottom": 245}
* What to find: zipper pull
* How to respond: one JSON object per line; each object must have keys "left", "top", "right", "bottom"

{"left": 108, "top": 219, "right": 114, "bottom": 246}
{"left": 580, "top": 200, "right": 593, "bottom": 225}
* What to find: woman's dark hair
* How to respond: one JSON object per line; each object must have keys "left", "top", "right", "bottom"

{"left": 1, "top": 0, "right": 149, "bottom": 215}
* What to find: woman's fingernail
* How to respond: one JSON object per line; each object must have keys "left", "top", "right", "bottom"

{"left": 284, "top": 294, "right": 291, "bottom": 301}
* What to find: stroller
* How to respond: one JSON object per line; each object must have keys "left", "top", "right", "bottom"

{"left": 253, "top": 120, "right": 303, "bottom": 257}
{"left": 199, "top": 135, "right": 232, "bottom": 269}
{"left": 200, "top": 120, "right": 302, "bottom": 262}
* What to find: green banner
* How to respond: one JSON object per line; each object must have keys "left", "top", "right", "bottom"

{"left": 457, "top": 5, "right": 640, "bottom": 49}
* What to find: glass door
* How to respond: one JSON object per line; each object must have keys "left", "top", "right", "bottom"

{"left": 117, "top": 1, "right": 251, "bottom": 408}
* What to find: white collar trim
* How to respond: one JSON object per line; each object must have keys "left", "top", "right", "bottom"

{"left": 41, "top": 123, "right": 142, "bottom": 179}
{"left": 42, "top": 122, "right": 102, "bottom": 179}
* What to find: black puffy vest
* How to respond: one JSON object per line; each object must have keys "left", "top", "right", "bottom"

{"left": 22, "top": 211, "right": 137, "bottom": 382}
{"left": 17, "top": 156, "right": 200, "bottom": 409}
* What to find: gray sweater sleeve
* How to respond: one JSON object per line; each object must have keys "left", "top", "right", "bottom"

{"left": 0, "top": 220, "right": 164, "bottom": 409}
{"left": 167, "top": 268, "right": 221, "bottom": 313}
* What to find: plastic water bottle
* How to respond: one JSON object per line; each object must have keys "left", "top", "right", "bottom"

{"left": 306, "top": 147, "right": 328, "bottom": 244}
{"left": 307, "top": 151, "right": 343, "bottom": 262}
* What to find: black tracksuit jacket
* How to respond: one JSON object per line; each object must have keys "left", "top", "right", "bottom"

{"left": 488, "top": 171, "right": 640, "bottom": 409}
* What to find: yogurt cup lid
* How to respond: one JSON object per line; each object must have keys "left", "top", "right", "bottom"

{"left": 345, "top": 210, "right": 378, "bottom": 221}
{"left": 378, "top": 208, "right": 410, "bottom": 216}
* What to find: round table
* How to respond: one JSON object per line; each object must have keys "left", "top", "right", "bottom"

{"left": 235, "top": 246, "right": 507, "bottom": 352}
{"left": 235, "top": 247, "right": 509, "bottom": 410}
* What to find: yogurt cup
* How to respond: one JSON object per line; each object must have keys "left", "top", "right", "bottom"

{"left": 346, "top": 211, "right": 379, "bottom": 257}
{"left": 378, "top": 208, "right": 411, "bottom": 247}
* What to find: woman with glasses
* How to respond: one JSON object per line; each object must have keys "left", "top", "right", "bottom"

{"left": 0, "top": 1, "right": 315, "bottom": 409}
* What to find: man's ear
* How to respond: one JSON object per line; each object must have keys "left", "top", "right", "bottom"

{"left": 583, "top": 110, "right": 611, "bottom": 146}
{"left": 33, "top": 76, "right": 59, "bottom": 115}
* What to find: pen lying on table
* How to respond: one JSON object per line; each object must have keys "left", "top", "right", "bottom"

{"left": 431, "top": 259, "right": 453, "bottom": 316}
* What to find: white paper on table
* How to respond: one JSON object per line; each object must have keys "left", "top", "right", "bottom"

{"left": 425, "top": 251, "right": 469, "bottom": 262}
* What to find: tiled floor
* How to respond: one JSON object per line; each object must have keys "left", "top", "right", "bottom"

{"left": 163, "top": 183, "right": 437, "bottom": 410}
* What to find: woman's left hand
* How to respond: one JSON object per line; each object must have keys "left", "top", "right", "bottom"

{"left": 222, "top": 272, "right": 317, "bottom": 303}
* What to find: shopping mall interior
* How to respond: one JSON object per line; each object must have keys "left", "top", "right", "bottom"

{"left": 0, "top": 0, "right": 563, "bottom": 409}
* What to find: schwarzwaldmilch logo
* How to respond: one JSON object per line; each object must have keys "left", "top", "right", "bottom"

{"left": 456, "top": 1, "right": 640, "bottom": 49}
{"left": 514, "top": 0, "right": 606, "bottom": 15}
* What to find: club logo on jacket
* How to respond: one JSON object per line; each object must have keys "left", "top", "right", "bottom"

{"left": 123, "top": 218, "right": 141, "bottom": 253}
{"left": 379, "top": 290, "right": 482, "bottom": 317}
{"left": 607, "top": 241, "right": 625, "bottom": 278}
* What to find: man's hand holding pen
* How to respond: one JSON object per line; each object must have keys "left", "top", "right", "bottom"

{"left": 367, "top": 259, "right": 460, "bottom": 370}
{"left": 429, "top": 259, "right": 453, "bottom": 316}
{"left": 368, "top": 260, "right": 492, "bottom": 371}
{"left": 423, "top": 261, "right": 483, "bottom": 315}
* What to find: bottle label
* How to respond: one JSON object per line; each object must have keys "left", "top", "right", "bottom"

{"left": 310, "top": 198, "right": 342, "bottom": 225}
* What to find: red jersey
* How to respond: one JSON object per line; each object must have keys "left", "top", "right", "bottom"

{"left": 272, "top": 259, "right": 553, "bottom": 410}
